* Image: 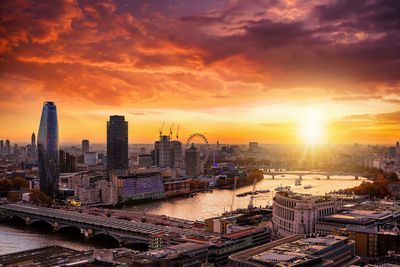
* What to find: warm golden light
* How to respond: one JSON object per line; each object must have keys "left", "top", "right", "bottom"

{"left": 299, "top": 109, "right": 324, "bottom": 145}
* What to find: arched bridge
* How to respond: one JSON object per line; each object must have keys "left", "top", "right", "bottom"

{"left": 0, "top": 204, "right": 217, "bottom": 246}
{"left": 260, "top": 170, "right": 370, "bottom": 180}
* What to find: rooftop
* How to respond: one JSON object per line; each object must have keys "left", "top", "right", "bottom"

{"left": 229, "top": 235, "right": 350, "bottom": 267}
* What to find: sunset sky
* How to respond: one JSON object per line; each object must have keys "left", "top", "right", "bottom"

{"left": 1, "top": 0, "right": 400, "bottom": 144}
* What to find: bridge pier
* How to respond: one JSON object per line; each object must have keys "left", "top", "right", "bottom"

{"left": 272, "top": 175, "right": 274, "bottom": 179}
{"left": 299, "top": 176, "right": 302, "bottom": 180}
{"left": 26, "top": 216, "right": 31, "bottom": 225}
{"left": 53, "top": 221, "right": 59, "bottom": 231}
{"left": 327, "top": 176, "right": 330, "bottom": 179}
{"left": 88, "top": 228, "right": 94, "bottom": 238}
{"left": 355, "top": 176, "right": 359, "bottom": 180}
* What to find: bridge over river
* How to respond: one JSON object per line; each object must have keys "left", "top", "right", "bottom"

{"left": 260, "top": 170, "right": 370, "bottom": 179}
{"left": 0, "top": 204, "right": 217, "bottom": 246}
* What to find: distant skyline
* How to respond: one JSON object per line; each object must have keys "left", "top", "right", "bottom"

{"left": 1, "top": 0, "right": 400, "bottom": 144}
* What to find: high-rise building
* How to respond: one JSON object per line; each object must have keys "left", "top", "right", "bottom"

{"left": 389, "top": 146, "right": 396, "bottom": 158}
{"left": 396, "top": 141, "right": 400, "bottom": 159}
{"left": 185, "top": 144, "right": 201, "bottom": 176}
{"left": 249, "top": 142, "right": 259, "bottom": 152}
{"left": 107, "top": 115, "right": 128, "bottom": 173}
{"left": 31, "top": 132, "right": 36, "bottom": 151}
{"left": 82, "top": 139, "right": 89, "bottom": 154}
{"left": 0, "top": 140, "right": 4, "bottom": 155}
{"left": 159, "top": 135, "right": 171, "bottom": 168}
{"left": 59, "top": 150, "right": 66, "bottom": 172}
{"left": 170, "top": 140, "right": 183, "bottom": 167}
{"left": 153, "top": 141, "right": 160, "bottom": 166}
{"left": 5, "top": 139, "right": 11, "bottom": 155}
{"left": 37, "top": 101, "right": 59, "bottom": 198}
{"left": 65, "top": 153, "right": 77, "bottom": 172}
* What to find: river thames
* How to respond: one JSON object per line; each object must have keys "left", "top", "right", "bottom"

{"left": 0, "top": 174, "right": 364, "bottom": 255}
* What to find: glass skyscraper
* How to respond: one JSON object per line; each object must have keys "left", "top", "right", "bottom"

{"left": 107, "top": 115, "right": 128, "bottom": 173}
{"left": 38, "top": 101, "right": 59, "bottom": 198}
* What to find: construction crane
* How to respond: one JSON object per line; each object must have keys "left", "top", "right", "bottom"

{"left": 170, "top": 123, "right": 174, "bottom": 138}
{"left": 176, "top": 124, "right": 179, "bottom": 140}
{"left": 249, "top": 178, "right": 257, "bottom": 209}
{"left": 230, "top": 176, "right": 238, "bottom": 213}
{"left": 159, "top": 121, "right": 165, "bottom": 137}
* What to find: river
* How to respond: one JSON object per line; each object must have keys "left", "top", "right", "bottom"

{"left": 0, "top": 174, "right": 364, "bottom": 255}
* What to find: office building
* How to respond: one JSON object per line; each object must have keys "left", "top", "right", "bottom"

{"left": 228, "top": 234, "right": 355, "bottom": 267}
{"left": 84, "top": 152, "right": 97, "bottom": 165}
{"left": 272, "top": 191, "right": 343, "bottom": 237}
{"left": 31, "top": 132, "right": 36, "bottom": 151}
{"left": 5, "top": 139, "right": 10, "bottom": 155}
{"left": 65, "top": 153, "right": 77, "bottom": 172}
{"left": 153, "top": 141, "right": 160, "bottom": 166}
{"left": 316, "top": 200, "right": 400, "bottom": 236}
{"left": 170, "top": 140, "right": 183, "bottom": 167}
{"left": 185, "top": 144, "right": 201, "bottom": 176}
{"left": 118, "top": 172, "right": 165, "bottom": 202}
{"left": 82, "top": 139, "right": 89, "bottom": 154}
{"left": 389, "top": 146, "right": 397, "bottom": 158}
{"left": 0, "top": 140, "right": 3, "bottom": 155}
{"left": 37, "top": 101, "right": 59, "bottom": 198}
{"left": 107, "top": 115, "right": 128, "bottom": 173}
{"left": 138, "top": 154, "right": 153, "bottom": 167}
{"left": 59, "top": 150, "right": 66, "bottom": 172}
{"left": 158, "top": 135, "right": 171, "bottom": 167}
{"left": 249, "top": 142, "right": 260, "bottom": 153}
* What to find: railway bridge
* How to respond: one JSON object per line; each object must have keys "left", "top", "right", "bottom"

{"left": 0, "top": 204, "right": 217, "bottom": 246}
{"left": 260, "top": 170, "right": 370, "bottom": 180}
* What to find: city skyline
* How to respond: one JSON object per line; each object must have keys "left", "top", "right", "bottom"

{"left": 1, "top": 0, "right": 400, "bottom": 144}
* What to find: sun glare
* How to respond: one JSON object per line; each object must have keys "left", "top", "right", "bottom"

{"left": 299, "top": 110, "right": 324, "bottom": 145}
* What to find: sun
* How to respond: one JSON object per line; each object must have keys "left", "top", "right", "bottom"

{"left": 299, "top": 109, "right": 324, "bottom": 145}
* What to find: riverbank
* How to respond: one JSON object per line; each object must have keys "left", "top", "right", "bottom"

{"left": 122, "top": 174, "right": 365, "bottom": 221}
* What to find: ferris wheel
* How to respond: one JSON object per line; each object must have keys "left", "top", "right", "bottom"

{"left": 186, "top": 133, "right": 209, "bottom": 146}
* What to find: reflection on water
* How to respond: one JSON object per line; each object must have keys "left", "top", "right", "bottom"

{"left": 0, "top": 174, "right": 363, "bottom": 255}
{"left": 123, "top": 175, "right": 364, "bottom": 221}
{"left": 0, "top": 219, "right": 113, "bottom": 255}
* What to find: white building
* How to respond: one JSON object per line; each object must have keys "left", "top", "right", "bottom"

{"left": 272, "top": 191, "right": 343, "bottom": 237}
{"left": 84, "top": 152, "right": 98, "bottom": 165}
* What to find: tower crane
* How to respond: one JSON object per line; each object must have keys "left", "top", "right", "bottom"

{"left": 159, "top": 121, "right": 165, "bottom": 137}
{"left": 170, "top": 123, "right": 174, "bottom": 138}
{"left": 230, "top": 176, "right": 238, "bottom": 213}
{"left": 249, "top": 178, "right": 257, "bottom": 209}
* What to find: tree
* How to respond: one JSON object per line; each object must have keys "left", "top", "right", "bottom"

{"left": 12, "top": 177, "right": 28, "bottom": 191}
{"left": 0, "top": 178, "right": 12, "bottom": 197}
{"left": 29, "top": 189, "right": 52, "bottom": 206}
{"left": 7, "top": 192, "right": 20, "bottom": 202}
{"left": 387, "top": 172, "right": 399, "bottom": 182}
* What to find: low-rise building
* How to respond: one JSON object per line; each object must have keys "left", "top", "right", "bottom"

{"left": 316, "top": 201, "right": 400, "bottom": 236}
{"left": 228, "top": 235, "right": 356, "bottom": 267}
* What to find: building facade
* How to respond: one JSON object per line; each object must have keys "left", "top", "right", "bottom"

{"left": 170, "top": 140, "right": 183, "bottom": 168}
{"left": 37, "top": 101, "right": 59, "bottom": 198}
{"left": 158, "top": 135, "right": 171, "bottom": 167}
{"left": 228, "top": 234, "right": 355, "bottom": 267}
{"left": 82, "top": 139, "right": 89, "bottom": 154}
{"left": 107, "top": 115, "right": 128, "bottom": 173}
{"left": 185, "top": 144, "right": 201, "bottom": 176}
{"left": 5, "top": 139, "right": 10, "bottom": 155}
{"left": 272, "top": 191, "right": 343, "bottom": 237}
